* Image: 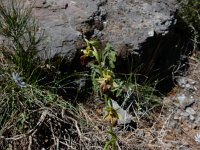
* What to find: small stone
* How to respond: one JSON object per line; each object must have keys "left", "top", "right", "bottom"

{"left": 185, "top": 84, "right": 190, "bottom": 88}
{"left": 174, "top": 114, "right": 179, "bottom": 120}
{"left": 177, "top": 94, "right": 186, "bottom": 103}
{"left": 136, "top": 130, "right": 145, "bottom": 137}
{"left": 181, "top": 112, "right": 189, "bottom": 117}
{"left": 177, "top": 77, "right": 187, "bottom": 88}
{"left": 171, "top": 141, "right": 179, "bottom": 145}
{"left": 189, "top": 115, "right": 195, "bottom": 121}
{"left": 168, "top": 120, "right": 178, "bottom": 128}
{"left": 148, "top": 30, "right": 154, "bottom": 36}
{"left": 187, "top": 78, "right": 197, "bottom": 85}
{"left": 194, "top": 115, "right": 200, "bottom": 124}
{"left": 186, "top": 107, "right": 196, "bottom": 115}
{"left": 177, "top": 94, "right": 195, "bottom": 109}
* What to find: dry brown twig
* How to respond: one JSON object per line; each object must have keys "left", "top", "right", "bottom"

{"left": 0, "top": 109, "right": 48, "bottom": 141}
{"left": 28, "top": 136, "right": 32, "bottom": 150}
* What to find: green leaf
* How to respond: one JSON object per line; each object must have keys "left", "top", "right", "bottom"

{"left": 89, "top": 40, "right": 100, "bottom": 47}
{"left": 104, "top": 140, "right": 112, "bottom": 150}
{"left": 92, "top": 47, "right": 99, "bottom": 63}
{"left": 109, "top": 51, "right": 116, "bottom": 69}
{"left": 104, "top": 43, "right": 116, "bottom": 69}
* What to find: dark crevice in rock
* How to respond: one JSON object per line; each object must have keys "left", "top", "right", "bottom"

{"left": 76, "top": 1, "right": 107, "bottom": 40}
{"left": 139, "top": 17, "right": 193, "bottom": 93}
{"left": 113, "top": 13, "right": 194, "bottom": 94}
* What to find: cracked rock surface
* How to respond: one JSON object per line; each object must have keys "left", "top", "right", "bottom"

{"left": 22, "top": 0, "right": 185, "bottom": 75}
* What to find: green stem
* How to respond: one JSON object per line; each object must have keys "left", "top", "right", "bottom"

{"left": 93, "top": 46, "right": 103, "bottom": 77}
{"left": 110, "top": 126, "right": 117, "bottom": 150}
{"left": 104, "top": 95, "right": 108, "bottom": 107}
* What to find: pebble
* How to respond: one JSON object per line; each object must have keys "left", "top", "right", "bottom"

{"left": 187, "top": 78, "right": 197, "bottom": 85}
{"left": 186, "top": 107, "right": 196, "bottom": 115}
{"left": 168, "top": 120, "right": 178, "bottom": 129}
{"left": 177, "top": 77, "right": 197, "bottom": 88}
{"left": 185, "top": 84, "right": 190, "bottom": 88}
{"left": 194, "top": 115, "right": 200, "bottom": 124}
{"left": 136, "top": 130, "right": 145, "bottom": 137}
{"left": 177, "top": 94, "right": 186, "bottom": 103}
{"left": 189, "top": 115, "right": 195, "bottom": 121}
{"left": 177, "top": 94, "right": 195, "bottom": 109}
{"left": 181, "top": 112, "right": 189, "bottom": 117}
{"left": 177, "top": 77, "right": 187, "bottom": 88}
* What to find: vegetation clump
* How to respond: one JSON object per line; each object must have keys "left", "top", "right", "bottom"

{"left": 80, "top": 38, "right": 162, "bottom": 149}
{"left": 178, "top": 0, "right": 200, "bottom": 49}
{"left": 0, "top": 1, "right": 80, "bottom": 149}
{"left": 80, "top": 38, "right": 119, "bottom": 149}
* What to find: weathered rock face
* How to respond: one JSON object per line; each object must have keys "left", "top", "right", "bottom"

{"left": 25, "top": 0, "right": 106, "bottom": 71}
{"left": 99, "top": 0, "right": 180, "bottom": 75}
{"left": 101, "top": 0, "right": 177, "bottom": 52}
{"left": 24, "top": 0, "right": 190, "bottom": 80}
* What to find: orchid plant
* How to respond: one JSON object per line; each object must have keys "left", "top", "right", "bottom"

{"left": 80, "top": 38, "right": 119, "bottom": 150}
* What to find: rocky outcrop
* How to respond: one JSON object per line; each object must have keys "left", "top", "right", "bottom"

{"left": 25, "top": 0, "right": 106, "bottom": 72}
{"left": 23, "top": 0, "right": 191, "bottom": 81}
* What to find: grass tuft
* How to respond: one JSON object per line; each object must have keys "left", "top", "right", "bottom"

{"left": 0, "top": 0, "right": 42, "bottom": 83}
{"left": 0, "top": 1, "right": 82, "bottom": 149}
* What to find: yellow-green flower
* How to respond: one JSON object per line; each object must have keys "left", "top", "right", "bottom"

{"left": 82, "top": 45, "right": 93, "bottom": 57}
{"left": 104, "top": 107, "right": 119, "bottom": 127}
{"left": 98, "top": 70, "right": 118, "bottom": 93}
{"left": 80, "top": 44, "right": 94, "bottom": 65}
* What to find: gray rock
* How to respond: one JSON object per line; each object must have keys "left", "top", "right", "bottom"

{"left": 177, "top": 77, "right": 187, "bottom": 88}
{"left": 32, "top": 0, "right": 102, "bottom": 60}
{"left": 30, "top": 1, "right": 179, "bottom": 68}
{"left": 195, "top": 114, "right": 200, "bottom": 124}
{"left": 180, "top": 112, "right": 189, "bottom": 117}
{"left": 176, "top": 77, "right": 197, "bottom": 92}
{"left": 168, "top": 119, "right": 179, "bottom": 129}
{"left": 187, "top": 78, "right": 197, "bottom": 85}
{"left": 101, "top": 0, "right": 177, "bottom": 50}
{"left": 177, "top": 94, "right": 195, "bottom": 109}
{"left": 100, "top": 0, "right": 183, "bottom": 76}
{"left": 189, "top": 115, "right": 195, "bottom": 121}
{"left": 186, "top": 107, "right": 196, "bottom": 115}
{"left": 174, "top": 113, "right": 180, "bottom": 120}
{"left": 136, "top": 130, "right": 145, "bottom": 138}
{"left": 185, "top": 84, "right": 191, "bottom": 88}
{"left": 4, "top": 0, "right": 190, "bottom": 77}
